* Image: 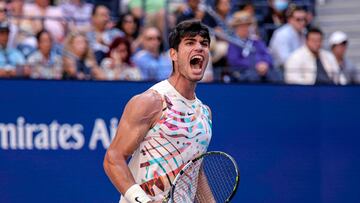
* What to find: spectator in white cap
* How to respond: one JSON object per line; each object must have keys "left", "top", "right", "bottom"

{"left": 329, "top": 31, "right": 360, "bottom": 85}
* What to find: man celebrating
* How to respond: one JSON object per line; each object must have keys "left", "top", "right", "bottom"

{"left": 104, "top": 20, "right": 212, "bottom": 203}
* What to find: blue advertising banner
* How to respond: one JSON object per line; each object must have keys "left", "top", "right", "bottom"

{"left": 1, "top": 79, "right": 360, "bottom": 203}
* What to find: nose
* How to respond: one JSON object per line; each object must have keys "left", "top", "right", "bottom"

{"left": 194, "top": 42, "right": 204, "bottom": 52}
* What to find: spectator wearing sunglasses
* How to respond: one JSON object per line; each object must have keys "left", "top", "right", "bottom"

{"left": 132, "top": 26, "right": 172, "bottom": 81}
{"left": 269, "top": 5, "right": 307, "bottom": 70}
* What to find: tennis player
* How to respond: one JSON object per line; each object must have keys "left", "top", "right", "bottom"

{"left": 104, "top": 20, "right": 213, "bottom": 203}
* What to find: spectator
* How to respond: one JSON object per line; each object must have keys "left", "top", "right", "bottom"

{"left": 8, "top": 0, "right": 37, "bottom": 56}
{"left": 208, "top": 0, "right": 232, "bottom": 33}
{"left": 100, "top": 36, "right": 142, "bottom": 81}
{"left": 133, "top": 26, "right": 172, "bottom": 81}
{"left": 115, "top": 13, "right": 141, "bottom": 53}
{"left": 264, "top": 0, "right": 288, "bottom": 25}
{"left": 60, "top": 0, "right": 93, "bottom": 32}
{"left": 27, "top": 30, "right": 62, "bottom": 79}
{"left": 0, "top": 22, "right": 27, "bottom": 78}
{"left": 87, "top": 4, "right": 123, "bottom": 64}
{"left": 262, "top": 0, "right": 288, "bottom": 44}
{"left": 210, "top": 0, "right": 232, "bottom": 64}
{"left": 86, "top": 0, "right": 120, "bottom": 18}
{"left": 128, "top": 0, "right": 169, "bottom": 33}
{"left": 176, "top": 0, "right": 216, "bottom": 28}
{"left": 269, "top": 5, "right": 307, "bottom": 69}
{"left": 329, "top": 31, "right": 360, "bottom": 85}
{"left": 200, "top": 53, "right": 215, "bottom": 83}
{"left": 237, "top": 1, "right": 259, "bottom": 39}
{"left": 285, "top": 27, "right": 339, "bottom": 85}
{"left": 0, "top": 0, "right": 17, "bottom": 48}
{"left": 62, "top": 32, "right": 102, "bottom": 80}
{"left": 215, "top": 0, "right": 231, "bottom": 19}
{"left": 305, "top": 7, "right": 316, "bottom": 30}
{"left": 227, "top": 11, "right": 279, "bottom": 83}
{"left": 23, "top": 0, "right": 65, "bottom": 43}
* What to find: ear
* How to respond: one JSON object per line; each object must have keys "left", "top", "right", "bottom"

{"left": 169, "top": 48, "right": 178, "bottom": 62}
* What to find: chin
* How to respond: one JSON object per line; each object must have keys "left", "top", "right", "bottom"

{"left": 189, "top": 74, "right": 204, "bottom": 82}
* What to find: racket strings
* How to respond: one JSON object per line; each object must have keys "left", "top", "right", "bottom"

{"left": 172, "top": 161, "right": 202, "bottom": 203}
{"left": 195, "top": 154, "right": 238, "bottom": 202}
{"left": 171, "top": 153, "right": 238, "bottom": 203}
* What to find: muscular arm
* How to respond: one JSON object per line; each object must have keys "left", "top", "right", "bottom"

{"left": 103, "top": 90, "right": 163, "bottom": 196}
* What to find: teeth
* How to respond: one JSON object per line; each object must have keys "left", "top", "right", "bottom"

{"left": 191, "top": 55, "right": 203, "bottom": 61}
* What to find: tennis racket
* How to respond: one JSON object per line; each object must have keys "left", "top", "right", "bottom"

{"left": 163, "top": 151, "right": 240, "bottom": 203}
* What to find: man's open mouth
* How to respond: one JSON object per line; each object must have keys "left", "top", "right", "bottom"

{"left": 190, "top": 55, "right": 204, "bottom": 70}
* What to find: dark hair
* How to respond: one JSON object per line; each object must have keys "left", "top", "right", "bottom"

{"left": 168, "top": 20, "right": 211, "bottom": 50}
{"left": 106, "top": 36, "right": 132, "bottom": 65}
{"left": 115, "top": 12, "right": 140, "bottom": 38}
{"left": 286, "top": 4, "right": 307, "bottom": 19}
{"left": 306, "top": 27, "right": 323, "bottom": 39}
{"left": 214, "top": 0, "right": 221, "bottom": 7}
{"left": 238, "top": 0, "right": 254, "bottom": 11}
{"left": 215, "top": 0, "right": 229, "bottom": 8}
{"left": 91, "top": 4, "right": 108, "bottom": 16}
{"left": 36, "top": 29, "right": 52, "bottom": 42}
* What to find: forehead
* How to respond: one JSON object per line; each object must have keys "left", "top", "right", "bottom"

{"left": 308, "top": 32, "right": 322, "bottom": 39}
{"left": 181, "top": 35, "right": 208, "bottom": 42}
{"left": 292, "top": 10, "right": 307, "bottom": 17}
{"left": 217, "top": 0, "right": 229, "bottom": 4}
{"left": 124, "top": 15, "right": 134, "bottom": 21}
{"left": 73, "top": 35, "right": 86, "bottom": 42}
{"left": 96, "top": 6, "right": 109, "bottom": 15}
{"left": 39, "top": 32, "right": 51, "bottom": 39}
{"left": 144, "top": 28, "right": 160, "bottom": 36}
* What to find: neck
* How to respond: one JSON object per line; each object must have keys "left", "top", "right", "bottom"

{"left": 289, "top": 23, "right": 300, "bottom": 33}
{"left": 72, "top": 0, "right": 82, "bottom": 6}
{"left": 335, "top": 55, "right": 344, "bottom": 63}
{"left": 41, "top": 50, "right": 51, "bottom": 59}
{"left": 217, "top": 11, "right": 227, "bottom": 19}
{"left": 311, "top": 50, "right": 319, "bottom": 57}
{"left": 0, "top": 43, "right": 7, "bottom": 49}
{"left": 37, "top": 4, "right": 48, "bottom": 9}
{"left": 95, "top": 26, "right": 105, "bottom": 32}
{"left": 190, "top": 5, "right": 198, "bottom": 11}
{"left": 168, "top": 75, "right": 197, "bottom": 100}
{"left": 74, "top": 52, "right": 82, "bottom": 59}
{"left": 13, "top": 8, "right": 23, "bottom": 15}
{"left": 148, "top": 49, "right": 159, "bottom": 57}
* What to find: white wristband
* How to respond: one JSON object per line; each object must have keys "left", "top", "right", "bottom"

{"left": 124, "top": 184, "right": 152, "bottom": 203}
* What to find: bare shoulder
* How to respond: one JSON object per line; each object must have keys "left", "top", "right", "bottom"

{"left": 124, "top": 89, "right": 163, "bottom": 124}
{"left": 130, "top": 89, "right": 163, "bottom": 112}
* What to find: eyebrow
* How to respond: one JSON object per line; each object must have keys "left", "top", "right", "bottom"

{"left": 183, "top": 38, "right": 209, "bottom": 43}
{"left": 184, "top": 38, "right": 197, "bottom": 42}
{"left": 202, "top": 39, "right": 210, "bottom": 43}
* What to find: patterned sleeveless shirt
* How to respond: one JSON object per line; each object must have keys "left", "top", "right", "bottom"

{"left": 120, "top": 80, "right": 212, "bottom": 202}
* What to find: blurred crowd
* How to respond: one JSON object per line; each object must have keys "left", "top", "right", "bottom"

{"left": 0, "top": 0, "right": 359, "bottom": 85}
